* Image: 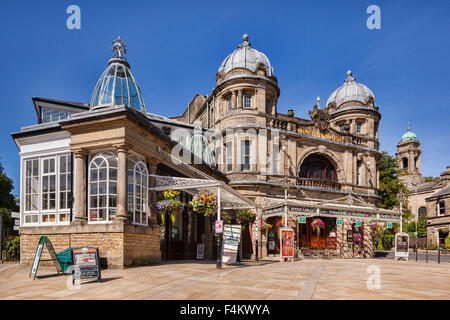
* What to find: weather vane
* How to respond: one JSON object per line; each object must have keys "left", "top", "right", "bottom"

{"left": 111, "top": 36, "right": 127, "bottom": 60}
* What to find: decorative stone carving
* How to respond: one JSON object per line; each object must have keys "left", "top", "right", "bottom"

{"left": 308, "top": 104, "right": 331, "bottom": 132}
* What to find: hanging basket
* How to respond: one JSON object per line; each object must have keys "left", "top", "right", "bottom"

{"left": 189, "top": 191, "right": 217, "bottom": 216}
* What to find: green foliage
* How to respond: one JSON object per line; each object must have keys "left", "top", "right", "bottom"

{"left": 424, "top": 176, "right": 440, "bottom": 182}
{"left": 236, "top": 209, "right": 256, "bottom": 228}
{"left": 378, "top": 151, "right": 409, "bottom": 210}
{"left": 0, "top": 160, "right": 19, "bottom": 247}
{"left": 445, "top": 235, "right": 450, "bottom": 249}
{"left": 5, "top": 236, "right": 20, "bottom": 261}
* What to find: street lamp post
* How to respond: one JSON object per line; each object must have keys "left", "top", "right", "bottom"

{"left": 216, "top": 186, "right": 222, "bottom": 269}
{"left": 397, "top": 192, "right": 405, "bottom": 233}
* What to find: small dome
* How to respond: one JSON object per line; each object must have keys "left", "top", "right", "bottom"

{"left": 326, "top": 70, "right": 374, "bottom": 108}
{"left": 90, "top": 38, "right": 146, "bottom": 113}
{"left": 401, "top": 125, "right": 417, "bottom": 142}
{"left": 218, "top": 34, "right": 274, "bottom": 77}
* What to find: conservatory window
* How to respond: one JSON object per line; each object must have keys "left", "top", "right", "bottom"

{"left": 24, "top": 159, "right": 39, "bottom": 223}
{"left": 88, "top": 152, "right": 118, "bottom": 222}
{"left": 128, "top": 157, "right": 149, "bottom": 225}
{"left": 41, "top": 107, "right": 71, "bottom": 123}
{"left": 58, "top": 154, "right": 72, "bottom": 222}
{"left": 41, "top": 157, "right": 56, "bottom": 223}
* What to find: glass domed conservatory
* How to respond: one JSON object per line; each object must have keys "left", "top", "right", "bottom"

{"left": 90, "top": 38, "right": 146, "bottom": 113}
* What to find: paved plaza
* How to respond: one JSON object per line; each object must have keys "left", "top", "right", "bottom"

{"left": 0, "top": 258, "right": 449, "bottom": 300}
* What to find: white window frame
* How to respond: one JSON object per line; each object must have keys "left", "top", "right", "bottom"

{"left": 128, "top": 159, "right": 149, "bottom": 226}
{"left": 88, "top": 152, "right": 118, "bottom": 224}
{"left": 57, "top": 154, "right": 72, "bottom": 223}
{"left": 22, "top": 152, "right": 73, "bottom": 226}
{"left": 438, "top": 201, "right": 445, "bottom": 216}
{"left": 225, "top": 141, "right": 233, "bottom": 173}
{"left": 244, "top": 94, "right": 252, "bottom": 108}
{"left": 241, "top": 140, "right": 251, "bottom": 171}
{"left": 23, "top": 158, "right": 40, "bottom": 224}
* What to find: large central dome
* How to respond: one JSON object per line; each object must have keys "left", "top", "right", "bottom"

{"left": 326, "top": 70, "right": 374, "bottom": 108}
{"left": 218, "top": 34, "right": 274, "bottom": 77}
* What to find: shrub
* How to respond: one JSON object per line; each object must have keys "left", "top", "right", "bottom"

{"left": 5, "top": 236, "right": 20, "bottom": 261}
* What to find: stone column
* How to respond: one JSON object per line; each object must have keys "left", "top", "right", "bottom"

{"left": 147, "top": 159, "right": 159, "bottom": 225}
{"left": 73, "top": 148, "right": 89, "bottom": 224}
{"left": 232, "top": 90, "right": 237, "bottom": 109}
{"left": 237, "top": 89, "right": 243, "bottom": 108}
{"left": 115, "top": 144, "right": 130, "bottom": 223}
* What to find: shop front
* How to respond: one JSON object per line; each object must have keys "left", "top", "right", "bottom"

{"left": 261, "top": 195, "right": 401, "bottom": 259}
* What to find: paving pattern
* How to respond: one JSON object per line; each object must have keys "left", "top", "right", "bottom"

{"left": 0, "top": 258, "right": 449, "bottom": 300}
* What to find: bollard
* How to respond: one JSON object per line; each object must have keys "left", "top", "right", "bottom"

{"left": 438, "top": 241, "right": 441, "bottom": 264}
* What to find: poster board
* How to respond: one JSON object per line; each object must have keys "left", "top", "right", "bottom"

{"left": 280, "top": 227, "right": 294, "bottom": 259}
{"left": 196, "top": 243, "right": 204, "bottom": 260}
{"left": 395, "top": 233, "right": 409, "bottom": 261}
{"left": 29, "top": 236, "right": 62, "bottom": 279}
{"left": 222, "top": 224, "right": 242, "bottom": 264}
{"left": 72, "top": 248, "right": 101, "bottom": 281}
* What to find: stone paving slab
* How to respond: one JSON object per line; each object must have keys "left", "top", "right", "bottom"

{"left": 0, "top": 259, "right": 449, "bottom": 300}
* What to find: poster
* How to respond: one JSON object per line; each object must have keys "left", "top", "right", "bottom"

{"left": 268, "top": 240, "right": 275, "bottom": 251}
{"left": 395, "top": 233, "right": 409, "bottom": 260}
{"left": 72, "top": 248, "right": 101, "bottom": 281}
{"left": 215, "top": 220, "right": 223, "bottom": 234}
{"left": 280, "top": 228, "right": 294, "bottom": 258}
{"left": 196, "top": 243, "right": 204, "bottom": 260}
{"left": 222, "top": 224, "right": 242, "bottom": 264}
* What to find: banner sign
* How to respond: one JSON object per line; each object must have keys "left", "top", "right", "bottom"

{"left": 29, "top": 236, "right": 62, "bottom": 279}
{"left": 280, "top": 228, "right": 294, "bottom": 258}
{"left": 72, "top": 248, "right": 101, "bottom": 281}
{"left": 215, "top": 220, "right": 223, "bottom": 234}
{"left": 395, "top": 233, "right": 409, "bottom": 261}
{"left": 222, "top": 224, "right": 242, "bottom": 264}
{"left": 196, "top": 243, "right": 204, "bottom": 260}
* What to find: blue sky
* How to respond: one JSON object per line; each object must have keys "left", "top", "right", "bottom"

{"left": 1, "top": 0, "right": 449, "bottom": 195}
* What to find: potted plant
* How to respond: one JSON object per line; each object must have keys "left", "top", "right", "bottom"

{"left": 155, "top": 190, "right": 184, "bottom": 225}
{"left": 189, "top": 191, "right": 217, "bottom": 216}
{"left": 311, "top": 218, "right": 325, "bottom": 237}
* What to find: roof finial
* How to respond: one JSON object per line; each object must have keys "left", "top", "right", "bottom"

{"left": 239, "top": 33, "right": 251, "bottom": 48}
{"left": 347, "top": 70, "right": 352, "bottom": 77}
{"left": 316, "top": 96, "right": 321, "bottom": 108}
{"left": 408, "top": 119, "right": 412, "bottom": 131}
{"left": 111, "top": 36, "right": 127, "bottom": 61}
{"left": 243, "top": 33, "right": 249, "bottom": 42}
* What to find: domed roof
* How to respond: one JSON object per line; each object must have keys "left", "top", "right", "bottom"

{"left": 218, "top": 34, "right": 274, "bottom": 77}
{"left": 326, "top": 71, "right": 374, "bottom": 108}
{"left": 90, "top": 37, "right": 146, "bottom": 113}
{"left": 401, "top": 123, "right": 417, "bottom": 142}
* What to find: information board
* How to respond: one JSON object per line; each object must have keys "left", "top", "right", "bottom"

{"left": 336, "top": 219, "right": 343, "bottom": 225}
{"left": 394, "top": 233, "right": 409, "bottom": 261}
{"left": 72, "top": 248, "right": 101, "bottom": 281}
{"left": 280, "top": 228, "right": 294, "bottom": 258}
{"left": 222, "top": 224, "right": 242, "bottom": 264}
{"left": 298, "top": 217, "right": 306, "bottom": 224}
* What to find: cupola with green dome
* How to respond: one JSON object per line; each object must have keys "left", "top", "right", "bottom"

{"left": 400, "top": 121, "right": 417, "bottom": 142}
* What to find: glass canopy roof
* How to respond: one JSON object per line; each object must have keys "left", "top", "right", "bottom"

{"left": 90, "top": 59, "right": 146, "bottom": 113}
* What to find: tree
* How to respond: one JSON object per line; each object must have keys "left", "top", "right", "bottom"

{"left": 378, "top": 151, "right": 409, "bottom": 210}
{"left": 424, "top": 176, "right": 440, "bottom": 182}
{"left": 0, "top": 160, "right": 19, "bottom": 238}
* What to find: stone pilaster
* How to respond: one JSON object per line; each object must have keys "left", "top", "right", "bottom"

{"left": 72, "top": 148, "right": 89, "bottom": 224}
{"left": 232, "top": 90, "right": 237, "bottom": 109}
{"left": 147, "top": 158, "right": 159, "bottom": 225}
{"left": 237, "top": 89, "right": 243, "bottom": 108}
{"left": 115, "top": 144, "right": 131, "bottom": 223}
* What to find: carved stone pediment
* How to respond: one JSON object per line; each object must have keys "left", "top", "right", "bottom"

{"left": 308, "top": 104, "right": 331, "bottom": 132}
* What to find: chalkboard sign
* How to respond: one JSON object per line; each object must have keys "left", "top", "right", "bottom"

{"left": 222, "top": 224, "right": 242, "bottom": 264}
{"left": 71, "top": 248, "right": 101, "bottom": 282}
{"left": 29, "top": 236, "right": 62, "bottom": 279}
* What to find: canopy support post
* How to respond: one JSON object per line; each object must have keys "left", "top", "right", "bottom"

{"left": 216, "top": 186, "right": 222, "bottom": 269}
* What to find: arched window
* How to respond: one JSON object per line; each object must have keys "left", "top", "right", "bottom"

{"left": 88, "top": 152, "right": 117, "bottom": 222}
{"left": 299, "top": 154, "right": 338, "bottom": 182}
{"left": 128, "top": 156, "right": 148, "bottom": 225}
{"left": 418, "top": 206, "right": 427, "bottom": 218}
{"left": 402, "top": 157, "right": 408, "bottom": 169}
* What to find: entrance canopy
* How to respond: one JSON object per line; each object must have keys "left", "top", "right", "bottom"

{"left": 149, "top": 175, "right": 256, "bottom": 210}
{"left": 262, "top": 194, "right": 401, "bottom": 223}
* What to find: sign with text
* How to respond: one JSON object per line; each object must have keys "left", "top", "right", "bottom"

{"left": 72, "top": 248, "right": 101, "bottom": 281}
{"left": 356, "top": 220, "right": 362, "bottom": 227}
{"left": 29, "top": 236, "right": 62, "bottom": 279}
{"left": 337, "top": 219, "right": 343, "bottom": 225}
{"left": 280, "top": 228, "right": 294, "bottom": 258}
{"left": 215, "top": 220, "right": 223, "bottom": 234}
{"left": 222, "top": 224, "right": 242, "bottom": 264}
{"left": 395, "top": 233, "right": 409, "bottom": 261}
{"left": 11, "top": 212, "right": 20, "bottom": 219}
{"left": 387, "top": 222, "right": 392, "bottom": 228}
{"left": 298, "top": 217, "right": 306, "bottom": 224}
{"left": 196, "top": 243, "right": 204, "bottom": 260}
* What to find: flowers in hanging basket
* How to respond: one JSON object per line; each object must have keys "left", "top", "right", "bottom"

{"left": 155, "top": 190, "right": 184, "bottom": 225}
{"left": 189, "top": 191, "right": 217, "bottom": 216}
{"left": 311, "top": 218, "right": 325, "bottom": 236}
{"left": 236, "top": 209, "right": 256, "bottom": 228}
{"left": 221, "top": 211, "right": 231, "bottom": 224}
{"left": 260, "top": 222, "right": 272, "bottom": 232}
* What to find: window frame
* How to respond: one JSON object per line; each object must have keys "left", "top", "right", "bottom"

{"left": 438, "top": 201, "right": 445, "bottom": 216}
{"left": 88, "top": 151, "right": 118, "bottom": 224}
{"left": 240, "top": 140, "right": 251, "bottom": 171}
{"left": 244, "top": 94, "right": 252, "bottom": 108}
{"left": 225, "top": 141, "right": 233, "bottom": 173}
{"left": 40, "top": 156, "right": 57, "bottom": 224}
{"left": 128, "top": 158, "right": 149, "bottom": 226}
{"left": 226, "top": 96, "right": 232, "bottom": 111}
{"left": 356, "top": 121, "right": 363, "bottom": 134}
